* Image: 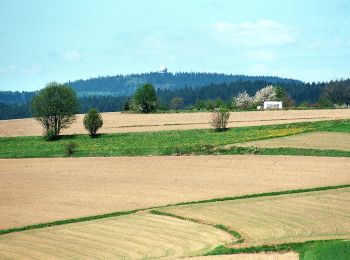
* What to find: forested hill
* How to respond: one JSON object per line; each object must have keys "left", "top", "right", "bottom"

{"left": 0, "top": 78, "right": 328, "bottom": 120}
{"left": 68, "top": 72, "right": 302, "bottom": 97}
{"left": 0, "top": 72, "right": 329, "bottom": 120}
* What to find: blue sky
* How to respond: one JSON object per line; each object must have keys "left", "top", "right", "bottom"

{"left": 0, "top": 0, "right": 349, "bottom": 91}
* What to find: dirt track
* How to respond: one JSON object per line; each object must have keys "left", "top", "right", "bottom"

{"left": 0, "top": 109, "right": 349, "bottom": 137}
{"left": 1, "top": 155, "right": 349, "bottom": 229}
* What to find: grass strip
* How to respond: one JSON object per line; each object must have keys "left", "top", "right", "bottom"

{"left": 1, "top": 119, "right": 349, "bottom": 159}
{"left": 214, "top": 224, "right": 244, "bottom": 243}
{"left": 205, "top": 147, "right": 350, "bottom": 157}
{"left": 150, "top": 210, "right": 243, "bottom": 243}
{"left": 150, "top": 210, "right": 199, "bottom": 222}
{"left": 205, "top": 239, "right": 350, "bottom": 260}
{"left": 206, "top": 240, "right": 341, "bottom": 255}
{"left": 0, "top": 184, "right": 349, "bottom": 236}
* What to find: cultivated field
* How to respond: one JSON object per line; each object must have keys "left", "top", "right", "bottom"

{"left": 0, "top": 109, "right": 349, "bottom": 137}
{"left": 0, "top": 213, "right": 232, "bottom": 259}
{"left": 158, "top": 188, "right": 350, "bottom": 247}
{"left": 1, "top": 155, "right": 350, "bottom": 230}
{"left": 236, "top": 131, "right": 350, "bottom": 151}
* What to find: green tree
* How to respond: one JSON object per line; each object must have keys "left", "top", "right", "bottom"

{"left": 324, "top": 80, "right": 350, "bottom": 105}
{"left": 83, "top": 108, "right": 103, "bottom": 137}
{"left": 274, "top": 86, "right": 284, "bottom": 100}
{"left": 31, "top": 82, "right": 79, "bottom": 140}
{"left": 133, "top": 83, "right": 157, "bottom": 113}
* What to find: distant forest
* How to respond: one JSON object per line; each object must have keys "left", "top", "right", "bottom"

{"left": 67, "top": 72, "right": 301, "bottom": 97}
{"left": 0, "top": 72, "right": 334, "bottom": 120}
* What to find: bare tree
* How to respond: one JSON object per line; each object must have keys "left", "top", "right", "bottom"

{"left": 211, "top": 107, "right": 230, "bottom": 131}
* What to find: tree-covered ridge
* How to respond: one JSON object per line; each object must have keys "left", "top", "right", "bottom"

{"left": 67, "top": 72, "right": 302, "bottom": 96}
{"left": 0, "top": 74, "right": 349, "bottom": 120}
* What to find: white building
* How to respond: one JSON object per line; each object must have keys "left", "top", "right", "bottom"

{"left": 263, "top": 101, "right": 283, "bottom": 110}
{"left": 159, "top": 65, "right": 167, "bottom": 73}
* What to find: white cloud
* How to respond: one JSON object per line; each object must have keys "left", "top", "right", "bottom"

{"left": 61, "top": 50, "right": 81, "bottom": 61}
{"left": 211, "top": 20, "right": 296, "bottom": 47}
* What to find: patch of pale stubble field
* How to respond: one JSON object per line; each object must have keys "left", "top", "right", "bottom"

{"left": 159, "top": 188, "right": 350, "bottom": 248}
{"left": 0, "top": 213, "right": 231, "bottom": 259}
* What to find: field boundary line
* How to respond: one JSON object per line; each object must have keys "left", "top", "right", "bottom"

{"left": 0, "top": 184, "right": 349, "bottom": 236}
{"left": 150, "top": 210, "right": 244, "bottom": 244}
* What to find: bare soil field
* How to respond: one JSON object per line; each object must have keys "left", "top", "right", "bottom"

{"left": 236, "top": 131, "right": 350, "bottom": 151}
{"left": 0, "top": 109, "right": 349, "bottom": 137}
{"left": 0, "top": 213, "right": 232, "bottom": 259}
{"left": 187, "top": 252, "right": 298, "bottom": 260}
{"left": 160, "top": 188, "right": 350, "bottom": 247}
{"left": 1, "top": 155, "right": 350, "bottom": 230}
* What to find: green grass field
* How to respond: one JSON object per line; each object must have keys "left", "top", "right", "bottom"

{"left": 0, "top": 119, "right": 349, "bottom": 159}
{"left": 299, "top": 240, "right": 350, "bottom": 260}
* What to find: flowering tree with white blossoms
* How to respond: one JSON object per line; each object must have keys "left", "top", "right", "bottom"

{"left": 254, "top": 85, "right": 277, "bottom": 106}
{"left": 233, "top": 91, "right": 254, "bottom": 109}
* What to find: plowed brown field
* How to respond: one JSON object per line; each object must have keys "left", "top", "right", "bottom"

{"left": 1, "top": 155, "right": 350, "bottom": 230}
{"left": 1, "top": 109, "right": 349, "bottom": 137}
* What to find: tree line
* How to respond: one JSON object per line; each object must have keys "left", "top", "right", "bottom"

{"left": 1, "top": 79, "right": 350, "bottom": 120}
{"left": 30, "top": 83, "right": 229, "bottom": 144}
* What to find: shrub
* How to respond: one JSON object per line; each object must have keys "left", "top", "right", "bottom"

{"left": 211, "top": 107, "right": 230, "bottom": 132}
{"left": 83, "top": 108, "right": 103, "bottom": 137}
{"left": 65, "top": 142, "right": 77, "bottom": 157}
{"left": 318, "top": 97, "right": 333, "bottom": 108}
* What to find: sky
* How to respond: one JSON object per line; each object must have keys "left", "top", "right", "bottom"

{"left": 0, "top": 0, "right": 350, "bottom": 91}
